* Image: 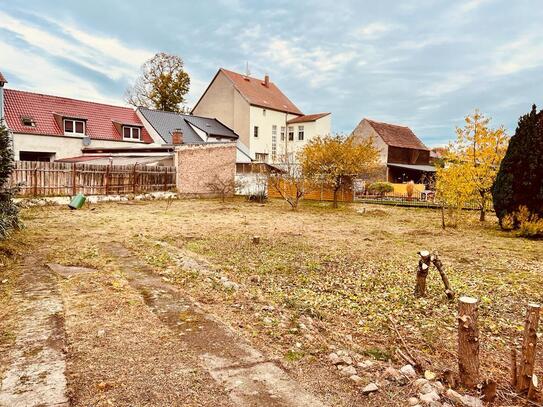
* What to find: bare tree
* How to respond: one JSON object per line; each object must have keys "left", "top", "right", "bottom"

{"left": 268, "top": 152, "right": 312, "bottom": 210}
{"left": 205, "top": 174, "right": 237, "bottom": 202}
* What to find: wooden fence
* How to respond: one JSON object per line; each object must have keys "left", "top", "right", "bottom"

{"left": 8, "top": 161, "right": 177, "bottom": 197}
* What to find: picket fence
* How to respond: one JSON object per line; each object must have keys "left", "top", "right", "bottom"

{"left": 8, "top": 161, "right": 176, "bottom": 197}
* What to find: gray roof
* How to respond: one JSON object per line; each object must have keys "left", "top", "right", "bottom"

{"left": 138, "top": 107, "right": 239, "bottom": 144}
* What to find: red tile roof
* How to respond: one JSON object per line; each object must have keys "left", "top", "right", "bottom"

{"left": 287, "top": 112, "right": 330, "bottom": 124}
{"left": 0, "top": 71, "right": 7, "bottom": 84}
{"left": 3, "top": 89, "right": 153, "bottom": 143}
{"left": 218, "top": 69, "right": 303, "bottom": 115}
{"left": 366, "top": 119, "right": 428, "bottom": 150}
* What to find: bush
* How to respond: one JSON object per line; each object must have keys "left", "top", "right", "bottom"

{"left": 493, "top": 105, "right": 543, "bottom": 226}
{"left": 0, "top": 123, "right": 20, "bottom": 239}
{"left": 367, "top": 182, "right": 394, "bottom": 196}
{"left": 501, "top": 206, "right": 543, "bottom": 238}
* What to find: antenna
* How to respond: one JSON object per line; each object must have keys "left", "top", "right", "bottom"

{"left": 245, "top": 61, "right": 251, "bottom": 77}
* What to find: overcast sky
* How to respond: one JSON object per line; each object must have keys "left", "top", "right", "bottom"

{"left": 1, "top": 0, "right": 542, "bottom": 146}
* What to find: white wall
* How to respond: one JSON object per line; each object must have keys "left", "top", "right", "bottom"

{"left": 282, "top": 114, "right": 332, "bottom": 157}
{"left": 12, "top": 133, "right": 156, "bottom": 161}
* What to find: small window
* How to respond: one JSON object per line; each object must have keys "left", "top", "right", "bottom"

{"left": 298, "top": 126, "right": 304, "bottom": 141}
{"left": 288, "top": 126, "right": 294, "bottom": 141}
{"left": 21, "top": 116, "right": 36, "bottom": 127}
{"left": 254, "top": 126, "right": 259, "bottom": 138}
{"left": 123, "top": 126, "right": 141, "bottom": 141}
{"left": 64, "top": 119, "right": 85, "bottom": 135}
{"left": 272, "top": 125, "right": 277, "bottom": 135}
{"left": 280, "top": 126, "right": 285, "bottom": 141}
{"left": 255, "top": 153, "right": 268, "bottom": 162}
{"left": 263, "top": 109, "right": 266, "bottom": 116}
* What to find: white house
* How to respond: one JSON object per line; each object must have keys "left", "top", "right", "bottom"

{"left": 192, "top": 68, "right": 331, "bottom": 163}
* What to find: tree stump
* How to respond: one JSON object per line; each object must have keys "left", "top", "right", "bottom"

{"left": 458, "top": 296, "right": 479, "bottom": 388}
{"left": 528, "top": 374, "right": 539, "bottom": 401}
{"left": 252, "top": 236, "right": 260, "bottom": 245}
{"left": 517, "top": 303, "right": 541, "bottom": 392}
{"left": 415, "top": 251, "right": 431, "bottom": 297}
{"left": 431, "top": 252, "right": 455, "bottom": 300}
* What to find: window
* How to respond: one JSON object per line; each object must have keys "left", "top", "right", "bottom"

{"left": 288, "top": 126, "right": 294, "bottom": 141}
{"left": 254, "top": 126, "right": 259, "bottom": 138}
{"left": 298, "top": 126, "right": 304, "bottom": 141}
{"left": 255, "top": 153, "right": 268, "bottom": 162}
{"left": 280, "top": 126, "right": 286, "bottom": 141}
{"left": 123, "top": 126, "right": 141, "bottom": 141}
{"left": 64, "top": 119, "right": 85, "bottom": 135}
{"left": 263, "top": 109, "right": 266, "bottom": 116}
{"left": 21, "top": 116, "right": 36, "bottom": 127}
{"left": 271, "top": 125, "right": 277, "bottom": 162}
{"left": 19, "top": 151, "right": 55, "bottom": 162}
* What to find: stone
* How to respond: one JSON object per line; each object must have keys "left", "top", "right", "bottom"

{"left": 432, "top": 381, "right": 445, "bottom": 393}
{"left": 361, "top": 383, "right": 378, "bottom": 394}
{"left": 349, "top": 374, "right": 363, "bottom": 384}
{"left": 414, "top": 378, "right": 429, "bottom": 389}
{"left": 400, "top": 364, "right": 417, "bottom": 378}
{"left": 221, "top": 280, "right": 239, "bottom": 291}
{"left": 382, "top": 366, "right": 401, "bottom": 380}
{"left": 357, "top": 360, "right": 374, "bottom": 369}
{"left": 419, "top": 390, "right": 440, "bottom": 404}
{"left": 420, "top": 383, "right": 435, "bottom": 395}
{"left": 424, "top": 370, "right": 437, "bottom": 381}
{"left": 339, "top": 365, "right": 357, "bottom": 377}
{"left": 328, "top": 353, "right": 341, "bottom": 365}
{"left": 408, "top": 397, "right": 420, "bottom": 406}
{"left": 445, "top": 389, "right": 483, "bottom": 407}
{"left": 340, "top": 355, "right": 353, "bottom": 365}
{"left": 262, "top": 317, "right": 273, "bottom": 326}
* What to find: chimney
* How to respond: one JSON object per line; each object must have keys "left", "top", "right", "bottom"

{"left": 264, "top": 74, "right": 269, "bottom": 88}
{"left": 171, "top": 129, "right": 183, "bottom": 145}
{"left": 0, "top": 71, "right": 6, "bottom": 123}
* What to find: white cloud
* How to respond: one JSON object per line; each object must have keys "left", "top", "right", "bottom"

{"left": 353, "top": 22, "right": 397, "bottom": 39}
{"left": 0, "top": 11, "right": 152, "bottom": 82}
{"left": 491, "top": 34, "right": 543, "bottom": 76}
{"left": 0, "top": 41, "right": 121, "bottom": 105}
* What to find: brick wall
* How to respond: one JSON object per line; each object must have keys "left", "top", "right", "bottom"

{"left": 175, "top": 143, "right": 237, "bottom": 195}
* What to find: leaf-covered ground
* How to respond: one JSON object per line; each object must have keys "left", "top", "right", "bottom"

{"left": 1, "top": 198, "right": 541, "bottom": 405}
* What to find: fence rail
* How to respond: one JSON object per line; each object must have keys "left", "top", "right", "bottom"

{"left": 355, "top": 192, "right": 494, "bottom": 211}
{"left": 8, "top": 161, "right": 176, "bottom": 197}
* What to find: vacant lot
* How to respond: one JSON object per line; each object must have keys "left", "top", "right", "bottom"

{"left": 1, "top": 198, "right": 541, "bottom": 406}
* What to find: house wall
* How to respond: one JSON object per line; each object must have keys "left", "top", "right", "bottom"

{"left": 192, "top": 72, "right": 251, "bottom": 147}
{"left": 283, "top": 115, "right": 332, "bottom": 158}
{"left": 11, "top": 132, "right": 154, "bottom": 161}
{"left": 175, "top": 143, "right": 236, "bottom": 195}
{"left": 350, "top": 119, "right": 388, "bottom": 164}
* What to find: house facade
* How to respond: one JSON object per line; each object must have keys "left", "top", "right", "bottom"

{"left": 351, "top": 118, "right": 435, "bottom": 184}
{"left": 0, "top": 72, "right": 162, "bottom": 162}
{"left": 192, "top": 68, "right": 331, "bottom": 163}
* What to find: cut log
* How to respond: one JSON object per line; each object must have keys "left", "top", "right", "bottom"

{"left": 415, "top": 251, "right": 431, "bottom": 297}
{"left": 511, "top": 347, "right": 518, "bottom": 387}
{"left": 481, "top": 379, "right": 497, "bottom": 403}
{"left": 431, "top": 251, "right": 455, "bottom": 300}
{"left": 528, "top": 374, "right": 539, "bottom": 401}
{"left": 458, "top": 296, "right": 479, "bottom": 388}
{"left": 517, "top": 302, "right": 541, "bottom": 392}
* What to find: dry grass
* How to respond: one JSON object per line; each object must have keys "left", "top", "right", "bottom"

{"left": 2, "top": 198, "right": 542, "bottom": 405}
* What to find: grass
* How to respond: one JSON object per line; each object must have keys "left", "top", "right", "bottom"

{"left": 2, "top": 197, "right": 542, "bottom": 403}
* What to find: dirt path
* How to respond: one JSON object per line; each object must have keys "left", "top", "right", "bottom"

{"left": 109, "top": 243, "right": 327, "bottom": 407}
{"left": 0, "top": 257, "right": 68, "bottom": 407}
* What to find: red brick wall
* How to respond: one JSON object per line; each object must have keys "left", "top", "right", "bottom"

{"left": 175, "top": 143, "right": 236, "bottom": 195}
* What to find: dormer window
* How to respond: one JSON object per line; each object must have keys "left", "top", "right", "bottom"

{"left": 21, "top": 116, "right": 36, "bottom": 127}
{"left": 123, "top": 126, "right": 141, "bottom": 141}
{"left": 64, "top": 119, "right": 85, "bottom": 135}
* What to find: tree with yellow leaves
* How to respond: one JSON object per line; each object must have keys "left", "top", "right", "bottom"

{"left": 300, "top": 135, "right": 379, "bottom": 208}
{"left": 436, "top": 110, "right": 509, "bottom": 223}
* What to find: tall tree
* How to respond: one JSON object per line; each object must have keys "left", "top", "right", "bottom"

{"left": 493, "top": 105, "right": 543, "bottom": 226}
{"left": 125, "top": 52, "right": 190, "bottom": 113}
{"left": 0, "top": 124, "right": 20, "bottom": 239}
{"left": 300, "top": 135, "right": 379, "bottom": 208}
{"left": 437, "top": 110, "right": 509, "bottom": 222}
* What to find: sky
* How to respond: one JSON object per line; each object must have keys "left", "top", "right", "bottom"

{"left": 0, "top": 0, "right": 542, "bottom": 147}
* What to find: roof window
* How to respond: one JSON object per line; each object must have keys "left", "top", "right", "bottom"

{"left": 21, "top": 116, "right": 36, "bottom": 127}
